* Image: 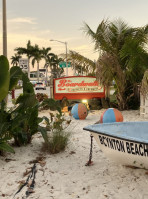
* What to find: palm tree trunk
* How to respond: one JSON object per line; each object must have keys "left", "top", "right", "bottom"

{"left": 117, "top": 94, "right": 126, "bottom": 110}
{"left": 73, "top": 61, "right": 76, "bottom": 75}
{"left": 37, "top": 62, "right": 39, "bottom": 82}
{"left": 81, "top": 65, "right": 83, "bottom": 75}
{"left": 28, "top": 58, "right": 30, "bottom": 79}
{"left": 46, "top": 65, "right": 48, "bottom": 86}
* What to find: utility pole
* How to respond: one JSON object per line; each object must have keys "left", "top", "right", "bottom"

{"left": 3, "top": 0, "right": 7, "bottom": 57}
{"left": 2, "top": 0, "right": 10, "bottom": 101}
{"left": 65, "top": 42, "right": 68, "bottom": 76}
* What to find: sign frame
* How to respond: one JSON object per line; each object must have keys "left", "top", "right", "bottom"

{"left": 53, "top": 76, "right": 105, "bottom": 100}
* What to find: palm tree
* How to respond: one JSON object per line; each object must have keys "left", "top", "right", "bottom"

{"left": 68, "top": 50, "right": 96, "bottom": 76}
{"left": 84, "top": 19, "right": 148, "bottom": 110}
{"left": 41, "top": 47, "right": 55, "bottom": 85}
{"left": 15, "top": 40, "right": 34, "bottom": 78}
{"left": 49, "top": 55, "right": 64, "bottom": 78}
{"left": 31, "top": 44, "right": 42, "bottom": 82}
{"left": 11, "top": 53, "right": 22, "bottom": 66}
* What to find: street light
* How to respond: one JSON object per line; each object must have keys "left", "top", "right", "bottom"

{"left": 2, "top": 0, "right": 7, "bottom": 57}
{"left": 50, "top": 39, "right": 68, "bottom": 76}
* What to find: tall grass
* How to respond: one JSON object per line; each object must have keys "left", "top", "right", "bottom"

{"left": 42, "top": 131, "right": 70, "bottom": 154}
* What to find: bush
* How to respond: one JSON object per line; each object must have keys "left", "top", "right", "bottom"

{"left": 36, "top": 93, "right": 48, "bottom": 102}
{"left": 42, "top": 131, "right": 70, "bottom": 154}
{"left": 40, "top": 98, "right": 61, "bottom": 112}
{"left": 61, "top": 97, "right": 69, "bottom": 108}
{"left": 42, "top": 110, "right": 71, "bottom": 154}
{"left": 89, "top": 98, "right": 102, "bottom": 110}
{"left": 0, "top": 55, "right": 70, "bottom": 155}
{"left": 0, "top": 56, "right": 49, "bottom": 150}
{"left": 8, "top": 74, "right": 49, "bottom": 147}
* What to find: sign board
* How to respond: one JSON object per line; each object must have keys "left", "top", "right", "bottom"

{"left": 19, "top": 58, "right": 28, "bottom": 71}
{"left": 53, "top": 76, "right": 105, "bottom": 100}
{"left": 59, "top": 62, "right": 71, "bottom": 68}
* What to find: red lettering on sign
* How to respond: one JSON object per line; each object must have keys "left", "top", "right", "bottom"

{"left": 58, "top": 88, "right": 65, "bottom": 91}
{"left": 58, "top": 79, "right": 67, "bottom": 87}
{"left": 57, "top": 80, "right": 99, "bottom": 88}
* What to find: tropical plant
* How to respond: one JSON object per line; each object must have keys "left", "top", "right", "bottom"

{"left": 0, "top": 55, "right": 71, "bottom": 154}
{"left": 15, "top": 40, "right": 34, "bottom": 78}
{"left": 0, "top": 100, "right": 15, "bottom": 153}
{"left": 11, "top": 53, "right": 22, "bottom": 66}
{"left": 84, "top": 19, "right": 148, "bottom": 110}
{"left": 141, "top": 69, "right": 148, "bottom": 97}
{"left": 41, "top": 47, "right": 52, "bottom": 61}
{"left": 49, "top": 55, "right": 64, "bottom": 78}
{"left": 41, "top": 47, "right": 55, "bottom": 85}
{"left": 41, "top": 98, "right": 71, "bottom": 154}
{"left": 0, "top": 55, "right": 49, "bottom": 152}
{"left": 68, "top": 50, "right": 96, "bottom": 76}
{"left": 36, "top": 93, "right": 48, "bottom": 103}
{"left": 31, "top": 44, "right": 43, "bottom": 82}
{"left": 40, "top": 98, "right": 61, "bottom": 112}
{"left": 0, "top": 55, "right": 10, "bottom": 102}
{"left": 0, "top": 55, "right": 22, "bottom": 153}
{"left": 8, "top": 71, "right": 50, "bottom": 146}
{"left": 44, "top": 130, "right": 70, "bottom": 154}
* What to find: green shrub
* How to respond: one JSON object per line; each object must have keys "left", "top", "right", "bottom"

{"left": 0, "top": 55, "right": 49, "bottom": 152}
{"left": 42, "top": 110, "right": 71, "bottom": 154}
{"left": 42, "top": 131, "right": 70, "bottom": 154}
{"left": 9, "top": 73, "right": 49, "bottom": 146}
{"left": 0, "top": 101, "right": 15, "bottom": 154}
{"left": 40, "top": 98, "right": 61, "bottom": 112}
{"left": 0, "top": 55, "right": 71, "bottom": 154}
{"left": 36, "top": 93, "right": 48, "bottom": 102}
{"left": 89, "top": 98, "right": 102, "bottom": 110}
{"left": 0, "top": 56, "right": 20, "bottom": 153}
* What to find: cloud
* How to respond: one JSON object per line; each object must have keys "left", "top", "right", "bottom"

{"left": 0, "top": 30, "right": 98, "bottom": 64}
{"left": 8, "top": 17, "right": 37, "bottom": 24}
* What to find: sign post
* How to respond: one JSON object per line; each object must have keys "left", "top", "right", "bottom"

{"left": 59, "top": 62, "right": 71, "bottom": 68}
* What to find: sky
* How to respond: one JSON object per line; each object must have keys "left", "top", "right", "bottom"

{"left": 0, "top": 0, "right": 148, "bottom": 71}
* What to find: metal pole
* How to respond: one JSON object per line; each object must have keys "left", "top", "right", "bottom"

{"left": 50, "top": 39, "right": 68, "bottom": 76}
{"left": 65, "top": 42, "right": 68, "bottom": 76}
{"left": 2, "top": 0, "right": 9, "bottom": 104}
{"left": 3, "top": 0, "right": 7, "bottom": 57}
{"left": 46, "top": 65, "right": 48, "bottom": 86}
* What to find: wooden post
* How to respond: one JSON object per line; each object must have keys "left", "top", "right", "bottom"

{"left": 12, "top": 89, "right": 15, "bottom": 99}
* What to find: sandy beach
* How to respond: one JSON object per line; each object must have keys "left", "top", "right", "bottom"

{"left": 0, "top": 109, "right": 148, "bottom": 199}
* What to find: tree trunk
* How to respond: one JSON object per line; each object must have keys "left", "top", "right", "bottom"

{"left": 46, "top": 65, "right": 48, "bottom": 86}
{"left": 28, "top": 58, "right": 30, "bottom": 79}
{"left": 116, "top": 92, "right": 126, "bottom": 110}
